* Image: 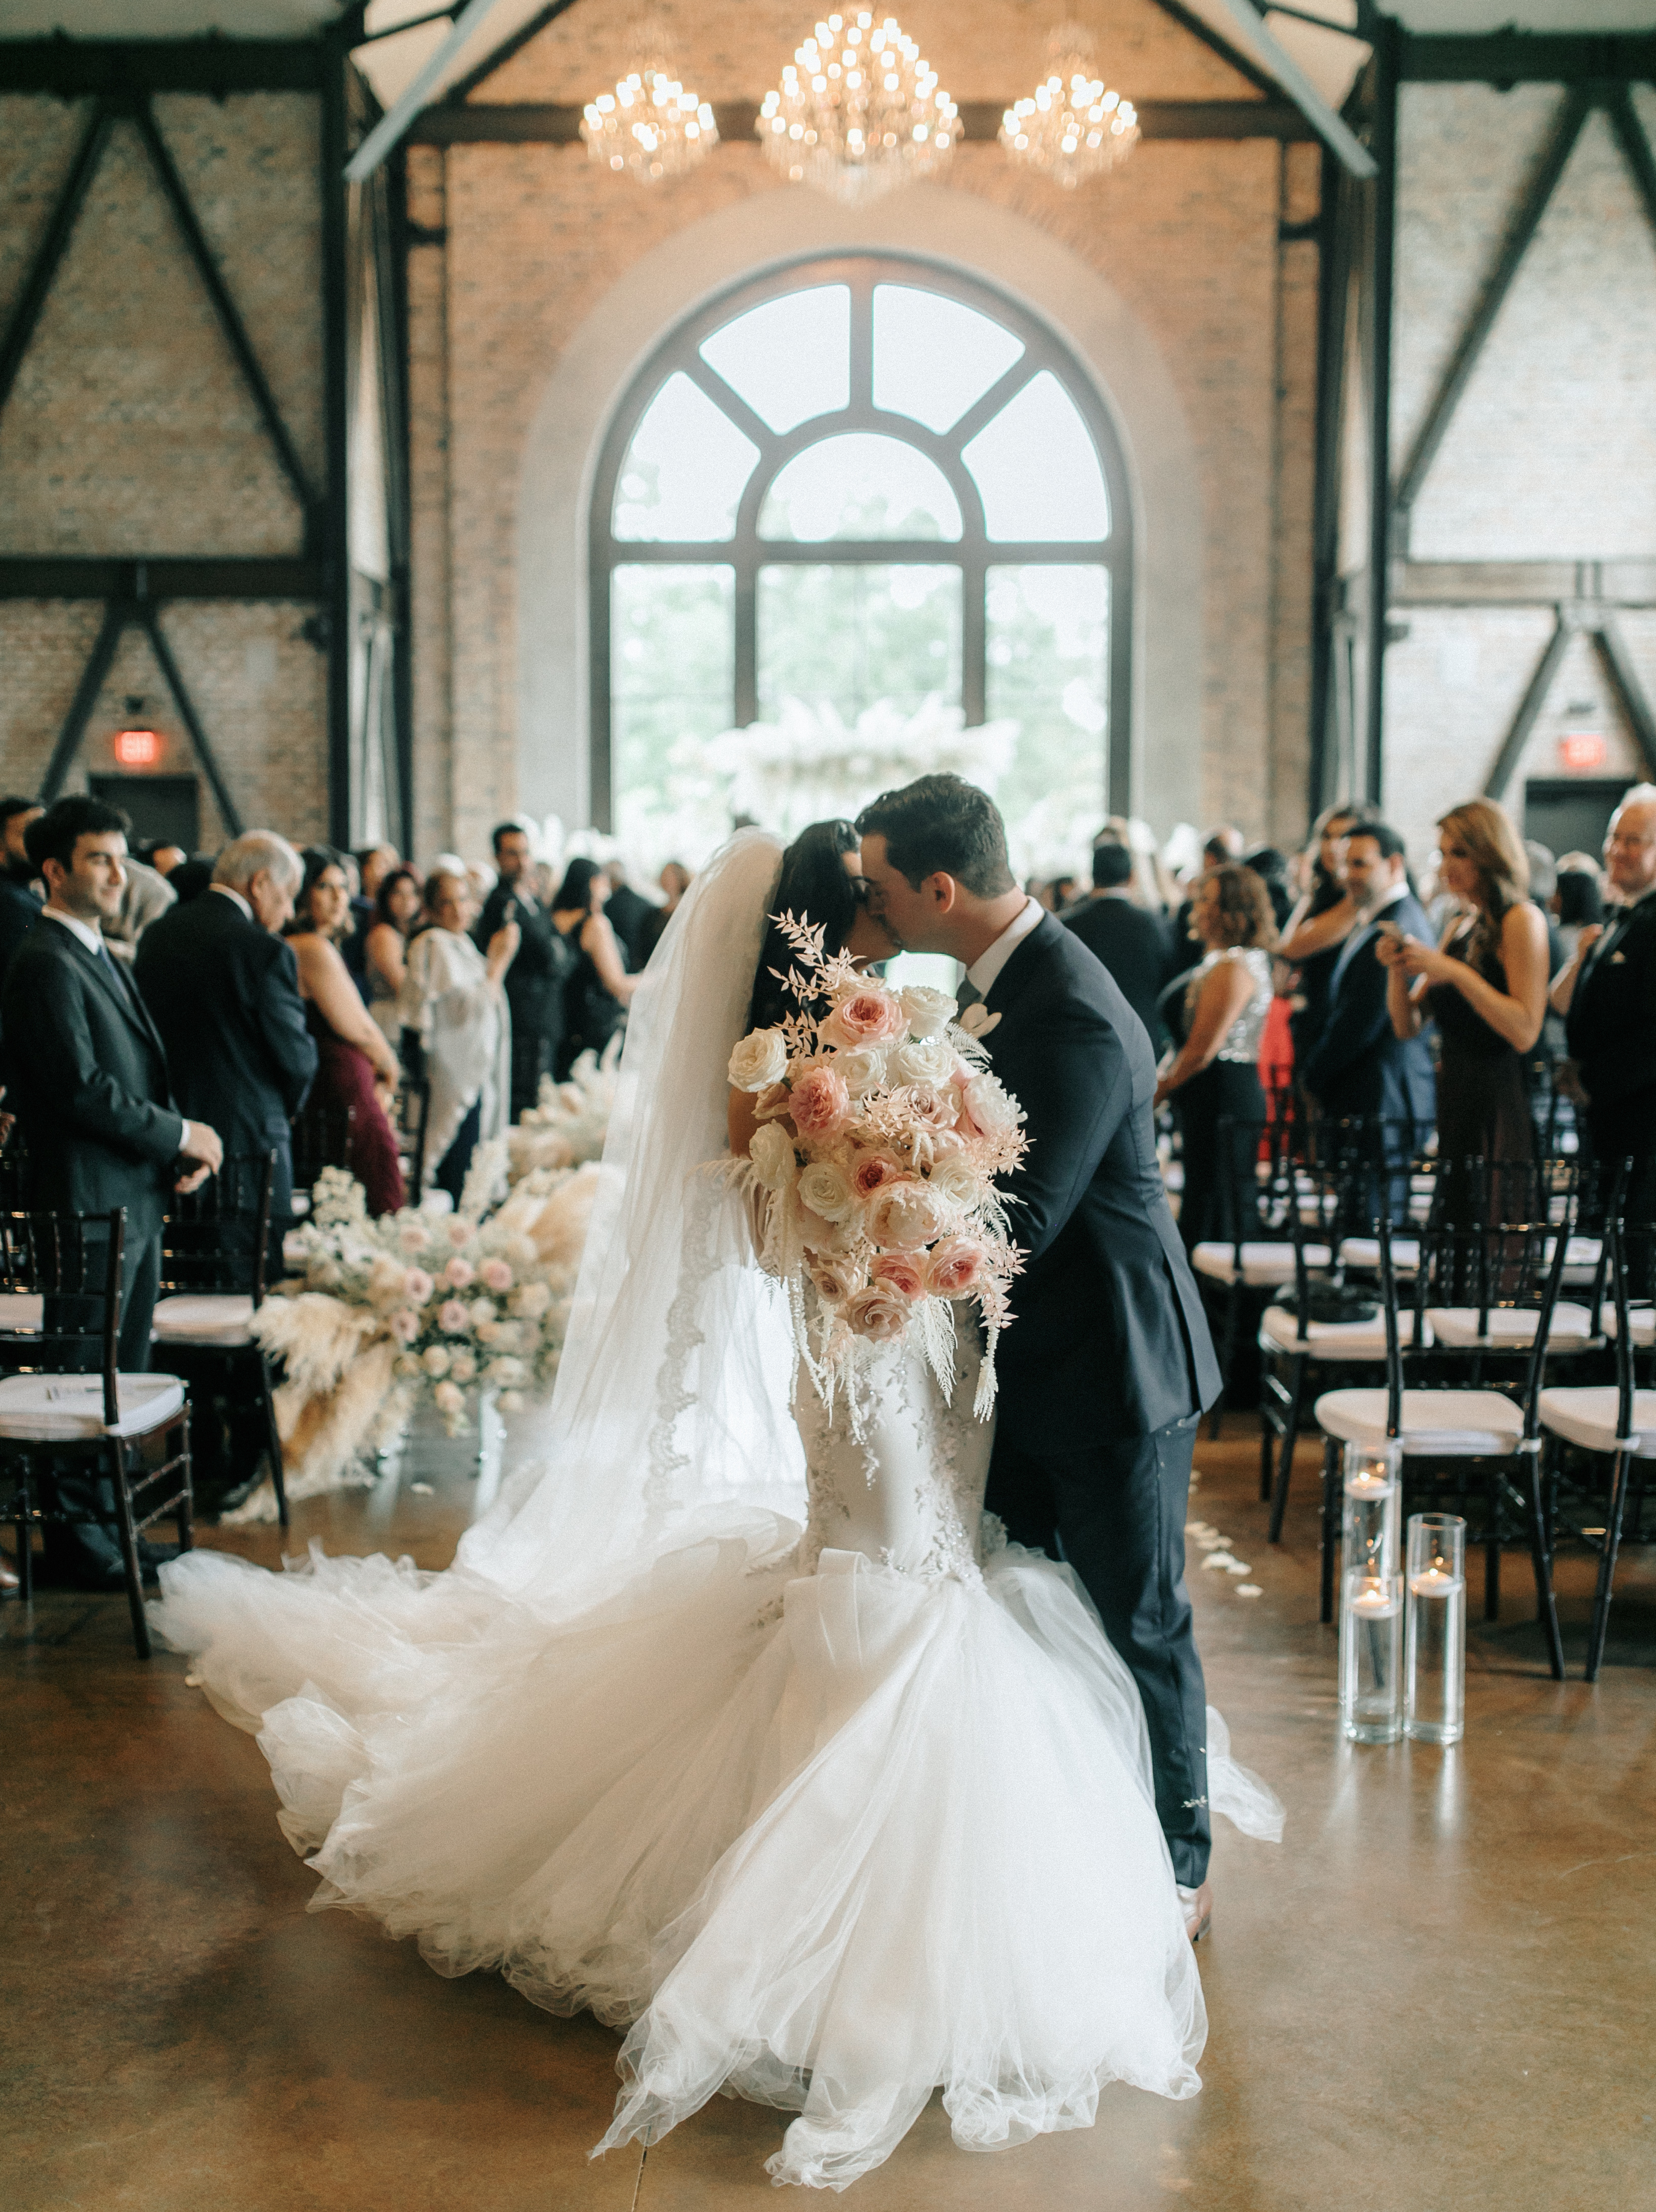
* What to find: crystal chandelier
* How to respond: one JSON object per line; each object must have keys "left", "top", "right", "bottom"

{"left": 581, "top": 20, "right": 717, "bottom": 186}
{"left": 1000, "top": 24, "right": 1139, "bottom": 189}
{"left": 757, "top": 13, "right": 958, "bottom": 206}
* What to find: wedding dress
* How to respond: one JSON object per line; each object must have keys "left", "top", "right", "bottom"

{"left": 152, "top": 831, "right": 1279, "bottom": 2190}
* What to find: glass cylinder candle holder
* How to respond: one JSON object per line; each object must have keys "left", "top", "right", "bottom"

{"left": 1343, "top": 1439, "right": 1402, "bottom": 1580}
{"left": 1340, "top": 1569, "right": 1403, "bottom": 1743}
{"left": 1405, "top": 1513, "right": 1466, "bottom": 1745}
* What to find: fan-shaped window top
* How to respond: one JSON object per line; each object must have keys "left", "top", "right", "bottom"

{"left": 612, "top": 373, "right": 760, "bottom": 541}
{"left": 698, "top": 285, "right": 851, "bottom": 433}
{"left": 871, "top": 284, "right": 1025, "bottom": 433}
{"left": 760, "top": 435, "right": 963, "bottom": 542}
{"left": 963, "top": 373, "right": 1110, "bottom": 541}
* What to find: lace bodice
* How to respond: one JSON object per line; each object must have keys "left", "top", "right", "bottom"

{"left": 1183, "top": 945, "right": 1273, "bottom": 1063}
{"left": 790, "top": 1290, "right": 997, "bottom": 1589}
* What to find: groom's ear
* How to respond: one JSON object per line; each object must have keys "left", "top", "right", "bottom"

{"left": 924, "top": 872, "right": 960, "bottom": 915}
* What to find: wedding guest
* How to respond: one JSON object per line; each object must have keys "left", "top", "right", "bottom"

{"left": 287, "top": 847, "right": 405, "bottom": 1216}
{"left": 1551, "top": 861, "right": 1604, "bottom": 962}
{"left": 1299, "top": 822, "right": 1435, "bottom": 1140}
{"left": 362, "top": 865, "right": 421, "bottom": 1043}
{"left": 401, "top": 866, "right": 515, "bottom": 1202}
{"left": 551, "top": 858, "right": 638, "bottom": 1079}
{"left": 1171, "top": 826, "right": 1246, "bottom": 953}
{"left": 633, "top": 858, "right": 691, "bottom": 965}
{"left": 603, "top": 860, "right": 656, "bottom": 972}
{"left": 1276, "top": 802, "right": 1374, "bottom": 1070}
{"left": 474, "top": 822, "right": 569, "bottom": 1121}
{"left": 2, "top": 797, "right": 221, "bottom": 1587}
{"left": 140, "top": 841, "right": 188, "bottom": 879}
{"left": 1242, "top": 846, "right": 1293, "bottom": 932}
{"left": 101, "top": 851, "right": 174, "bottom": 962}
{"left": 1153, "top": 866, "right": 1276, "bottom": 1250}
{"left": 345, "top": 842, "right": 400, "bottom": 997}
{"left": 135, "top": 832, "right": 317, "bottom": 1241}
{"left": 0, "top": 795, "right": 43, "bottom": 988}
{"left": 167, "top": 856, "right": 214, "bottom": 903}
{"left": 1379, "top": 800, "right": 1547, "bottom": 1203}
{"left": 1064, "top": 839, "right": 1174, "bottom": 1048}
{"left": 1552, "top": 784, "right": 1656, "bottom": 1220}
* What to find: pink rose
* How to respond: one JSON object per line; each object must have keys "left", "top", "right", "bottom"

{"left": 446, "top": 1217, "right": 472, "bottom": 1247}
{"left": 438, "top": 1298, "right": 471, "bottom": 1334}
{"left": 444, "top": 1255, "right": 474, "bottom": 1289}
{"left": 869, "top": 1252, "right": 925, "bottom": 1300}
{"left": 821, "top": 986, "right": 908, "bottom": 1050}
{"left": 926, "top": 1236, "right": 989, "bottom": 1298}
{"left": 865, "top": 1178, "right": 949, "bottom": 1253}
{"left": 481, "top": 1259, "right": 513, "bottom": 1293}
{"left": 851, "top": 1152, "right": 904, "bottom": 1201}
{"left": 806, "top": 1252, "right": 865, "bottom": 1304}
{"left": 389, "top": 1308, "right": 421, "bottom": 1342}
{"left": 402, "top": 1269, "right": 434, "bottom": 1305}
{"left": 790, "top": 1063, "right": 851, "bottom": 1142}
{"left": 891, "top": 1084, "right": 958, "bottom": 1132}
{"left": 845, "top": 1283, "right": 910, "bottom": 1342}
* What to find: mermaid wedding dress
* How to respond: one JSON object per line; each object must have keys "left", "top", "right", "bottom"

{"left": 151, "top": 832, "right": 1278, "bottom": 2190}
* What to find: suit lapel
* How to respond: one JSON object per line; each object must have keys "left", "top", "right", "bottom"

{"left": 61, "top": 926, "right": 165, "bottom": 1054}
{"left": 983, "top": 913, "right": 1061, "bottom": 1017}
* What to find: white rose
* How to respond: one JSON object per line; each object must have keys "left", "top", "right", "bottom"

{"left": 433, "top": 1380, "right": 464, "bottom": 1414}
{"left": 797, "top": 1160, "right": 856, "bottom": 1222}
{"left": 892, "top": 1035, "right": 957, "bottom": 1089}
{"left": 513, "top": 1281, "right": 552, "bottom": 1320}
{"left": 469, "top": 1297, "right": 497, "bottom": 1328}
{"left": 728, "top": 1026, "right": 790, "bottom": 1092}
{"left": 899, "top": 984, "right": 955, "bottom": 1038}
{"left": 836, "top": 1045, "right": 889, "bottom": 1097}
{"left": 928, "top": 1154, "right": 984, "bottom": 1211}
{"left": 449, "top": 1352, "right": 477, "bottom": 1383}
{"left": 865, "top": 1178, "right": 950, "bottom": 1252}
{"left": 422, "top": 1346, "right": 452, "bottom": 1377}
{"left": 962, "top": 1072, "right": 1023, "bottom": 1138}
{"left": 749, "top": 1121, "right": 799, "bottom": 1192}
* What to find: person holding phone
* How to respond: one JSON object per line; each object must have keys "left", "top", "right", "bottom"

{"left": 473, "top": 822, "right": 568, "bottom": 1122}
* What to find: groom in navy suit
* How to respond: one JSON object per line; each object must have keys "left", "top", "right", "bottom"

{"left": 858, "top": 775, "right": 1223, "bottom": 1938}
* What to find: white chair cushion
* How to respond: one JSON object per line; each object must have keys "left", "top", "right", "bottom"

{"left": 1537, "top": 1387, "right": 1656, "bottom": 1458}
{"left": 1191, "top": 1241, "right": 1329, "bottom": 1287}
{"left": 1315, "top": 1387, "right": 1524, "bottom": 1455}
{"left": 1425, "top": 1302, "right": 1596, "bottom": 1351}
{"left": 1261, "top": 1306, "right": 1422, "bottom": 1361}
{"left": 151, "top": 1293, "right": 256, "bottom": 1345}
{"left": 0, "top": 1371, "right": 186, "bottom": 1441}
{"left": 1338, "top": 1237, "right": 1421, "bottom": 1276}
{"left": 1601, "top": 1305, "right": 1656, "bottom": 1347}
{"left": 0, "top": 1292, "right": 44, "bottom": 1333}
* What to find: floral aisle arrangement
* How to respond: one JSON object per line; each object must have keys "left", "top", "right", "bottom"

{"left": 728, "top": 917, "right": 1028, "bottom": 1420}
{"left": 506, "top": 1043, "right": 620, "bottom": 1183}
{"left": 230, "top": 1156, "right": 601, "bottom": 1523}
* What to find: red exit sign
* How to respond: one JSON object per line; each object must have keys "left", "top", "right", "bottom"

{"left": 112, "top": 728, "right": 163, "bottom": 767}
{"left": 1558, "top": 731, "right": 1607, "bottom": 773}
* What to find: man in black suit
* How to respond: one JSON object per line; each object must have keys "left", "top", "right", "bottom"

{"left": 859, "top": 775, "right": 1225, "bottom": 1940}
{"left": 134, "top": 831, "right": 316, "bottom": 1238}
{"left": 1063, "top": 838, "right": 1174, "bottom": 1049}
{"left": 2, "top": 797, "right": 223, "bottom": 1584}
{"left": 475, "top": 822, "right": 564, "bottom": 1121}
{"left": 1555, "top": 785, "right": 1656, "bottom": 1222}
{"left": 603, "top": 861, "right": 656, "bottom": 973}
{"left": 0, "top": 794, "right": 43, "bottom": 992}
{"left": 1299, "top": 822, "right": 1436, "bottom": 1141}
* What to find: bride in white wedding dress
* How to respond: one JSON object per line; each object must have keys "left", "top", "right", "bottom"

{"left": 152, "top": 826, "right": 1279, "bottom": 2190}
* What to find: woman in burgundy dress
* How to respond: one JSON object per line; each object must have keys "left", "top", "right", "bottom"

{"left": 287, "top": 847, "right": 406, "bottom": 1215}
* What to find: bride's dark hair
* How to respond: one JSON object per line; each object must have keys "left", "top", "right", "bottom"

{"left": 747, "top": 819, "right": 862, "bottom": 1033}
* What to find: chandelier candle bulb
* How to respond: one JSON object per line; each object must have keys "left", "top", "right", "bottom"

{"left": 581, "top": 22, "right": 717, "bottom": 186}
{"left": 1340, "top": 1571, "right": 1404, "bottom": 1743}
{"left": 1000, "top": 22, "right": 1139, "bottom": 190}
{"left": 1404, "top": 1514, "right": 1467, "bottom": 1746}
{"left": 758, "top": 13, "right": 958, "bottom": 204}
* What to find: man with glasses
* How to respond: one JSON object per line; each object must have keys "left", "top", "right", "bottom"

{"left": 1553, "top": 783, "right": 1656, "bottom": 1220}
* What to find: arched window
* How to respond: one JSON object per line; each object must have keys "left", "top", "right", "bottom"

{"left": 589, "top": 254, "right": 1131, "bottom": 857}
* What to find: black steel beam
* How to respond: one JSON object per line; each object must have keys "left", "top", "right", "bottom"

{"left": 38, "top": 600, "right": 127, "bottom": 804}
{"left": 1605, "top": 85, "right": 1656, "bottom": 242}
{"left": 140, "top": 607, "right": 245, "bottom": 838}
{"left": 1595, "top": 614, "right": 1656, "bottom": 779}
{"left": 0, "top": 36, "right": 326, "bottom": 95}
{"left": 132, "top": 99, "right": 320, "bottom": 535}
{"left": 0, "top": 557, "right": 324, "bottom": 600}
{"left": 0, "top": 101, "right": 112, "bottom": 425}
{"left": 1308, "top": 144, "right": 1353, "bottom": 822}
{"left": 1365, "top": 23, "right": 1399, "bottom": 806}
{"left": 386, "top": 152, "right": 416, "bottom": 854}
{"left": 1483, "top": 611, "right": 1571, "bottom": 804}
{"left": 1394, "top": 89, "right": 1589, "bottom": 531}
{"left": 408, "top": 96, "right": 1315, "bottom": 147}
{"left": 1400, "top": 33, "right": 1656, "bottom": 86}
{"left": 321, "top": 28, "right": 353, "bottom": 850}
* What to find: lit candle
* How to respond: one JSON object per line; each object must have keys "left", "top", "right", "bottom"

{"left": 1348, "top": 1580, "right": 1400, "bottom": 1619}
{"left": 1408, "top": 1566, "right": 1464, "bottom": 1599}
{"left": 1345, "top": 1470, "right": 1394, "bottom": 1500}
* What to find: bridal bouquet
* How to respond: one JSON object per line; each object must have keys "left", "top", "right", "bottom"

{"left": 728, "top": 916, "right": 1027, "bottom": 1418}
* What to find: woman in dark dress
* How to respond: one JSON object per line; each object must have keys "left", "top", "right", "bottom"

{"left": 1277, "top": 803, "right": 1371, "bottom": 1077}
{"left": 550, "top": 857, "right": 639, "bottom": 1079}
{"left": 1379, "top": 798, "right": 1549, "bottom": 1215}
{"left": 287, "top": 847, "right": 406, "bottom": 1216}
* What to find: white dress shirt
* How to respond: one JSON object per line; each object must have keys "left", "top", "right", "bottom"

{"left": 44, "top": 903, "right": 195, "bottom": 1156}
{"left": 208, "top": 883, "right": 253, "bottom": 920}
{"left": 964, "top": 896, "right": 1045, "bottom": 1001}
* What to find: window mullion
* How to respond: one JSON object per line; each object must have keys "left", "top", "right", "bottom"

{"left": 961, "top": 551, "right": 986, "bottom": 727}
{"left": 735, "top": 553, "right": 758, "bottom": 727}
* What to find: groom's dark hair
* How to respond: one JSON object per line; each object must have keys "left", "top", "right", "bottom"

{"left": 855, "top": 775, "right": 1015, "bottom": 898}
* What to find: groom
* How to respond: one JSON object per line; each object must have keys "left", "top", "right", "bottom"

{"left": 858, "top": 775, "right": 1223, "bottom": 1938}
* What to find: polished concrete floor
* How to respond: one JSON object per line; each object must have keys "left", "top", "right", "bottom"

{"left": 6, "top": 1413, "right": 1654, "bottom": 2212}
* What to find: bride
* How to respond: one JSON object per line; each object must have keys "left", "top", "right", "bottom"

{"left": 153, "top": 823, "right": 1278, "bottom": 2190}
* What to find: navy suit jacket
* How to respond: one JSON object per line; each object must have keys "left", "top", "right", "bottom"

{"left": 1300, "top": 891, "right": 1437, "bottom": 1127}
{"left": 979, "top": 913, "right": 1221, "bottom": 1447}
{"left": 1, "top": 916, "right": 184, "bottom": 1238}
